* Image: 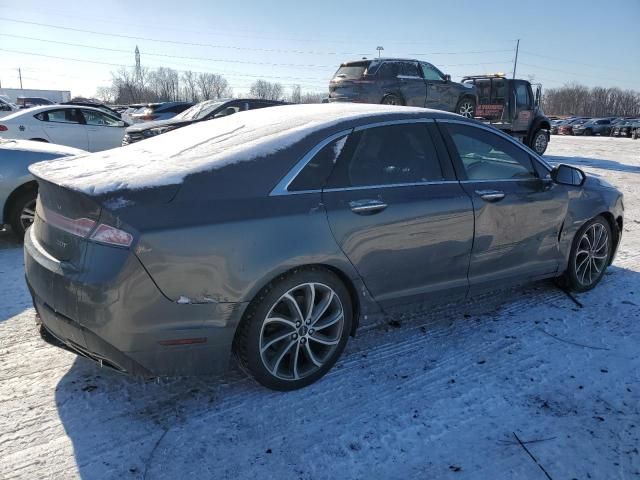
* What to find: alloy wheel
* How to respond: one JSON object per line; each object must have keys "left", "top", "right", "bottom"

{"left": 20, "top": 199, "right": 37, "bottom": 232}
{"left": 259, "top": 282, "right": 344, "bottom": 381}
{"left": 534, "top": 132, "right": 548, "bottom": 154}
{"left": 458, "top": 102, "right": 475, "bottom": 118}
{"left": 574, "top": 222, "right": 609, "bottom": 287}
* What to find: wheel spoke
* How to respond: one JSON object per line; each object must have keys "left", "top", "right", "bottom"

{"left": 282, "top": 293, "right": 305, "bottom": 324}
{"left": 303, "top": 284, "right": 315, "bottom": 322}
{"left": 314, "top": 311, "right": 343, "bottom": 331}
{"left": 291, "top": 342, "right": 301, "bottom": 380}
{"left": 260, "top": 331, "right": 294, "bottom": 354}
{"left": 576, "top": 255, "right": 589, "bottom": 274}
{"left": 264, "top": 316, "right": 297, "bottom": 330}
{"left": 271, "top": 340, "right": 296, "bottom": 376}
{"left": 305, "top": 342, "right": 322, "bottom": 367}
{"left": 309, "top": 333, "right": 339, "bottom": 346}
{"left": 310, "top": 291, "right": 334, "bottom": 326}
{"left": 592, "top": 257, "right": 602, "bottom": 273}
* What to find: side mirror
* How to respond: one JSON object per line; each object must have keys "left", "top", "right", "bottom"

{"left": 116, "top": 120, "right": 126, "bottom": 128}
{"left": 444, "top": 74, "right": 451, "bottom": 82}
{"left": 551, "top": 164, "right": 585, "bottom": 186}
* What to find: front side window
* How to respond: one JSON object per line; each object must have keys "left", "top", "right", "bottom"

{"left": 82, "top": 110, "right": 120, "bottom": 126}
{"left": 420, "top": 63, "right": 444, "bottom": 81}
{"left": 377, "top": 62, "right": 399, "bottom": 80}
{"left": 515, "top": 83, "right": 531, "bottom": 108}
{"left": 446, "top": 124, "right": 537, "bottom": 181}
{"left": 334, "top": 124, "right": 443, "bottom": 187}
{"left": 289, "top": 135, "right": 349, "bottom": 191}
{"left": 34, "top": 108, "right": 84, "bottom": 124}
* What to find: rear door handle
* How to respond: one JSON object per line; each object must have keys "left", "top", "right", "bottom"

{"left": 349, "top": 199, "right": 388, "bottom": 215}
{"left": 475, "top": 189, "right": 505, "bottom": 202}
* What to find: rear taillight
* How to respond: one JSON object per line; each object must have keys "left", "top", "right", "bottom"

{"left": 41, "top": 207, "right": 96, "bottom": 237}
{"left": 89, "top": 224, "right": 133, "bottom": 247}
{"left": 41, "top": 205, "right": 133, "bottom": 247}
{"left": 0, "top": 125, "right": 7, "bottom": 131}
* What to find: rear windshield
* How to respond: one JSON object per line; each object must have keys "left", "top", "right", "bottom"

{"left": 333, "top": 62, "right": 370, "bottom": 80}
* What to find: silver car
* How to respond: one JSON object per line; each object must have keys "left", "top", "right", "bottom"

{"left": 0, "top": 139, "right": 85, "bottom": 236}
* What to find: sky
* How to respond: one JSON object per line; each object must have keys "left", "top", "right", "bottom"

{"left": 0, "top": 0, "right": 638, "bottom": 99}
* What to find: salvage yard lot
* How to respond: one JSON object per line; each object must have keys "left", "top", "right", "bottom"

{"left": 1, "top": 136, "right": 638, "bottom": 479}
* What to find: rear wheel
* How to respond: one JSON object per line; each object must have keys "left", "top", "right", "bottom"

{"left": 456, "top": 98, "right": 476, "bottom": 118}
{"left": 235, "top": 267, "right": 353, "bottom": 391}
{"left": 8, "top": 190, "right": 37, "bottom": 238}
{"left": 381, "top": 94, "right": 402, "bottom": 106}
{"left": 559, "top": 216, "right": 613, "bottom": 292}
{"left": 530, "top": 129, "right": 549, "bottom": 155}
{"left": 583, "top": 128, "right": 592, "bottom": 136}
{"left": 633, "top": 130, "right": 638, "bottom": 140}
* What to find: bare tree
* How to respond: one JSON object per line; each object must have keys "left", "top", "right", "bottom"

{"left": 542, "top": 82, "right": 640, "bottom": 117}
{"left": 197, "top": 73, "right": 231, "bottom": 100}
{"left": 182, "top": 71, "right": 199, "bottom": 103}
{"left": 289, "top": 84, "right": 302, "bottom": 103}
{"left": 249, "top": 79, "right": 284, "bottom": 100}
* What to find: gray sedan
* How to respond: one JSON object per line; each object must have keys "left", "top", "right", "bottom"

{"left": 24, "top": 104, "right": 623, "bottom": 391}
{"left": 0, "top": 139, "right": 85, "bottom": 237}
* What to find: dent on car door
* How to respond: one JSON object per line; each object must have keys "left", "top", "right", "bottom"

{"left": 439, "top": 121, "right": 568, "bottom": 294}
{"left": 321, "top": 121, "right": 474, "bottom": 312}
{"left": 420, "top": 63, "right": 449, "bottom": 110}
{"left": 37, "top": 108, "right": 89, "bottom": 150}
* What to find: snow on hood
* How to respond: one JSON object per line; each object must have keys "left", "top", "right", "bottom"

{"left": 29, "top": 103, "right": 424, "bottom": 195}
{"left": 0, "top": 139, "right": 85, "bottom": 156}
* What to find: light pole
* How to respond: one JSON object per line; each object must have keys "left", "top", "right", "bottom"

{"left": 376, "top": 46, "right": 384, "bottom": 58}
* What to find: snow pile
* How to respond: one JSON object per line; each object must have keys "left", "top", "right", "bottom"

{"left": 29, "top": 103, "right": 425, "bottom": 195}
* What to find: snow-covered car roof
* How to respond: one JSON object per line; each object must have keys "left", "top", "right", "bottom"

{"left": 29, "top": 103, "right": 441, "bottom": 195}
{"left": 0, "top": 139, "right": 86, "bottom": 156}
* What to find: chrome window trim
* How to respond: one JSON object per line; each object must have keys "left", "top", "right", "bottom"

{"left": 270, "top": 118, "right": 437, "bottom": 196}
{"left": 324, "top": 180, "right": 458, "bottom": 193}
{"left": 397, "top": 75, "right": 423, "bottom": 80}
{"left": 436, "top": 118, "right": 553, "bottom": 172}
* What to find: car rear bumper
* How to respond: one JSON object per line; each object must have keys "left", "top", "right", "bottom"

{"left": 24, "top": 227, "right": 247, "bottom": 377}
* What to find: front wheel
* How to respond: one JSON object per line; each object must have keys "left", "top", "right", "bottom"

{"left": 235, "top": 267, "right": 352, "bottom": 391}
{"left": 381, "top": 94, "right": 402, "bottom": 106}
{"left": 633, "top": 130, "right": 638, "bottom": 140}
{"left": 8, "top": 190, "right": 37, "bottom": 238}
{"left": 456, "top": 98, "right": 476, "bottom": 118}
{"left": 530, "top": 129, "right": 549, "bottom": 155}
{"left": 559, "top": 216, "right": 613, "bottom": 292}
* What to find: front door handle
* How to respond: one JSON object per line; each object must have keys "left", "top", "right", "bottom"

{"left": 475, "top": 189, "right": 505, "bottom": 202}
{"left": 349, "top": 199, "right": 388, "bottom": 215}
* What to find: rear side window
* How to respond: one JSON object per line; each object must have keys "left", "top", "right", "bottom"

{"left": 333, "top": 63, "right": 370, "bottom": 80}
{"left": 289, "top": 135, "right": 349, "bottom": 191}
{"left": 400, "top": 62, "right": 420, "bottom": 77}
{"left": 445, "top": 124, "right": 536, "bottom": 180}
{"left": 377, "top": 62, "right": 400, "bottom": 80}
{"left": 34, "top": 109, "right": 84, "bottom": 124}
{"left": 332, "top": 124, "right": 443, "bottom": 188}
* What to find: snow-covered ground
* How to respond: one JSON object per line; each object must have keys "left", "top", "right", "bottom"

{"left": 1, "top": 136, "right": 638, "bottom": 479}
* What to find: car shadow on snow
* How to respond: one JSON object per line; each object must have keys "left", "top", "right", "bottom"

{"left": 0, "top": 231, "right": 31, "bottom": 322}
{"left": 545, "top": 155, "right": 640, "bottom": 174}
{"left": 51, "top": 264, "right": 640, "bottom": 479}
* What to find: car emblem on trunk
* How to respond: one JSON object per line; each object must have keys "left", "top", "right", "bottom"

{"left": 56, "top": 240, "right": 67, "bottom": 248}
{"left": 19, "top": 125, "right": 25, "bottom": 131}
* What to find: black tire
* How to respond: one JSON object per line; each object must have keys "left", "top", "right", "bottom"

{"left": 558, "top": 216, "right": 613, "bottom": 293}
{"left": 455, "top": 97, "right": 476, "bottom": 118}
{"left": 381, "top": 94, "right": 402, "bottom": 106}
{"left": 28, "top": 138, "right": 49, "bottom": 143}
{"left": 633, "top": 130, "right": 638, "bottom": 140}
{"left": 234, "top": 267, "right": 353, "bottom": 391}
{"left": 530, "top": 129, "right": 549, "bottom": 155}
{"left": 8, "top": 189, "right": 37, "bottom": 238}
{"left": 583, "top": 128, "right": 592, "bottom": 136}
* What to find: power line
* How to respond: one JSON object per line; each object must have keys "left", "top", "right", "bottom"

{"left": 521, "top": 51, "right": 640, "bottom": 75}
{"left": 518, "top": 62, "right": 629, "bottom": 84}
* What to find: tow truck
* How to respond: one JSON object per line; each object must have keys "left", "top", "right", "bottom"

{"left": 462, "top": 74, "right": 551, "bottom": 155}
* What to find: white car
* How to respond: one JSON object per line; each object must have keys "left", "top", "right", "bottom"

{"left": 0, "top": 105, "right": 129, "bottom": 152}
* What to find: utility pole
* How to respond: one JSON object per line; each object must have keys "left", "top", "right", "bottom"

{"left": 18, "top": 68, "right": 23, "bottom": 89}
{"left": 512, "top": 39, "right": 520, "bottom": 79}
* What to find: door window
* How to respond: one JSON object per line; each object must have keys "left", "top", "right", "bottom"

{"left": 82, "top": 110, "right": 121, "bottom": 126}
{"left": 420, "top": 63, "right": 444, "bottom": 81}
{"left": 400, "top": 62, "right": 421, "bottom": 78}
{"left": 446, "top": 124, "right": 537, "bottom": 180}
{"left": 515, "top": 83, "right": 531, "bottom": 108}
{"left": 35, "top": 109, "right": 84, "bottom": 124}
{"left": 331, "top": 124, "right": 443, "bottom": 187}
{"left": 377, "top": 62, "right": 399, "bottom": 80}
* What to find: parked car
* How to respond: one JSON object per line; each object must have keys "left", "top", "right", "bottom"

{"left": 120, "top": 104, "right": 145, "bottom": 124}
{"left": 611, "top": 119, "right": 637, "bottom": 137}
{"left": 16, "top": 97, "right": 54, "bottom": 109}
{"left": 558, "top": 118, "right": 589, "bottom": 135}
{"left": 550, "top": 119, "right": 565, "bottom": 135}
{"left": 0, "top": 139, "right": 85, "bottom": 237}
{"left": 0, "top": 105, "right": 129, "bottom": 152}
{"left": 572, "top": 118, "right": 613, "bottom": 136}
{"left": 127, "top": 101, "right": 194, "bottom": 123}
{"left": 461, "top": 75, "right": 551, "bottom": 154}
{"left": 0, "top": 98, "right": 18, "bottom": 118}
{"left": 328, "top": 58, "right": 478, "bottom": 117}
{"left": 25, "top": 103, "right": 623, "bottom": 391}
{"left": 62, "top": 100, "right": 122, "bottom": 118}
{"left": 632, "top": 120, "right": 640, "bottom": 140}
{"left": 122, "top": 98, "right": 286, "bottom": 145}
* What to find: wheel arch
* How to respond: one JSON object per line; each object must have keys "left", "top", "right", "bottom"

{"left": 381, "top": 92, "right": 405, "bottom": 105}
{"left": 3, "top": 180, "right": 38, "bottom": 225}
{"left": 599, "top": 211, "right": 622, "bottom": 265}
